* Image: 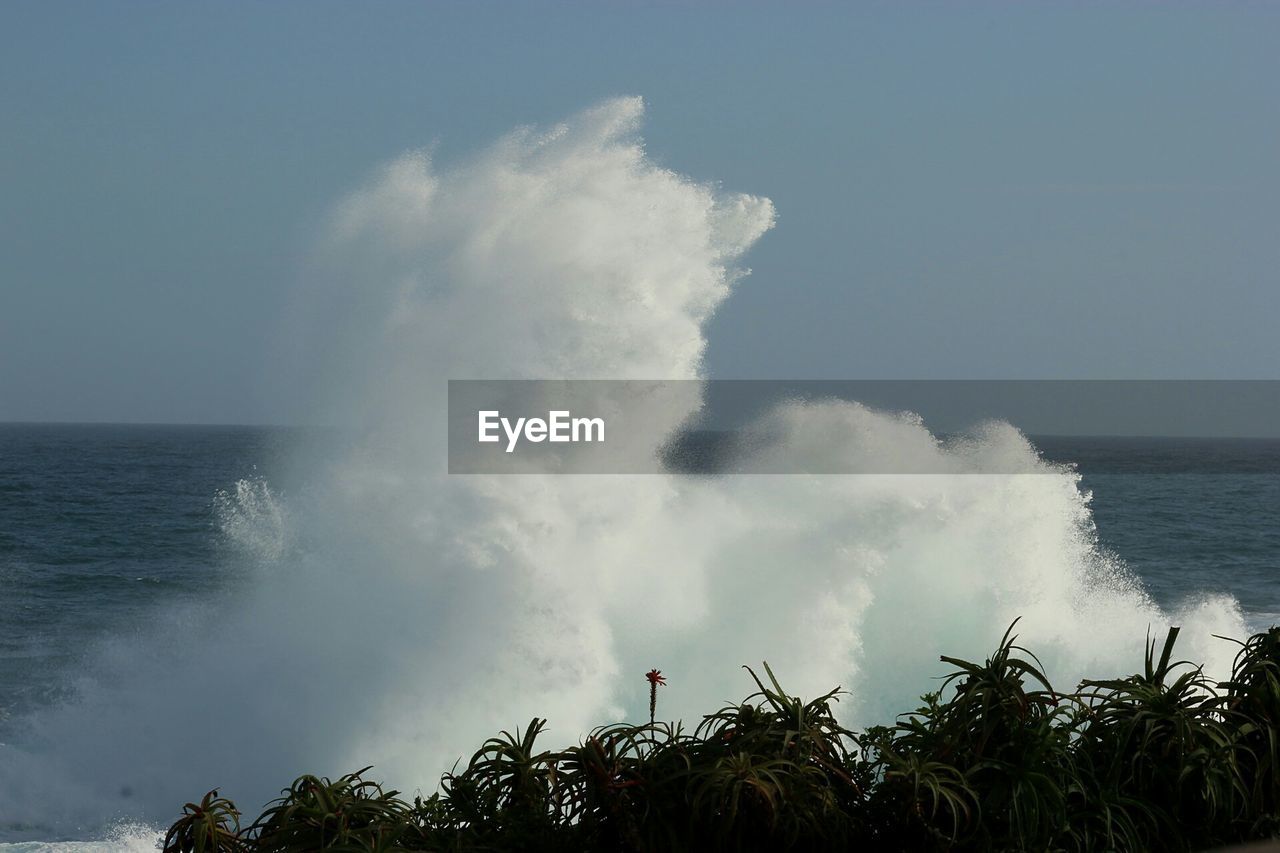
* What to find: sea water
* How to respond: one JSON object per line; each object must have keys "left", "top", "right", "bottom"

{"left": 0, "top": 97, "right": 1272, "bottom": 847}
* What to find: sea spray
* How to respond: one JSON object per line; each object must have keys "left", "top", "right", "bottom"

{"left": 0, "top": 97, "right": 1247, "bottom": 841}
{"left": 213, "top": 475, "right": 292, "bottom": 562}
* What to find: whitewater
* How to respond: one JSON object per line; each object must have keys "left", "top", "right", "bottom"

{"left": 0, "top": 97, "right": 1247, "bottom": 848}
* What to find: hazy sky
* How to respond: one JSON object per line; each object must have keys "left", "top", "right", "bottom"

{"left": 2, "top": 2, "right": 1278, "bottom": 425}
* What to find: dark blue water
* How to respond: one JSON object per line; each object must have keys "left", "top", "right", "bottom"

{"left": 1, "top": 424, "right": 1277, "bottom": 745}
{"left": 0, "top": 424, "right": 300, "bottom": 735}
{"left": 1080, "top": 471, "right": 1280, "bottom": 624}
{"left": 1034, "top": 436, "right": 1280, "bottom": 628}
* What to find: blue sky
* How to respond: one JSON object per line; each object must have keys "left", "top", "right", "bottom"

{"left": 2, "top": 2, "right": 1278, "bottom": 424}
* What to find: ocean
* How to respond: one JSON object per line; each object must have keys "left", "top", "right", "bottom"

{"left": 1, "top": 97, "right": 1228, "bottom": 849}
{"left": 3, "top": 423, "right": 1277, "bottom": 747}
{"left": 0, "top": 424, "right": 302, "bottom": 740}
{"left": 1, "top": 422, "right": 1278, "bottom": 847}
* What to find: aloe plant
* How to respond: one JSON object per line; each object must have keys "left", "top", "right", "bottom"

{"left": 1217, "top": 625, "right": 1280, "bottom": 838}
{"left": 163, "top": 790, "right": 248, "bottom": 853}
{"left": 162, "top": 622, "right": 1280, "bottom": 852}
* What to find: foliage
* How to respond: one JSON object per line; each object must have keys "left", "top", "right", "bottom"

{"left": 164, "top": 625, "right": 1280, "bottom": 852}
{"left": 164, "top": 790, "right": 248, "bottom": 853}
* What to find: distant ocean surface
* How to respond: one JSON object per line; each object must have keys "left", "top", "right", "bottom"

{"left": 1, "top": 422, "right": 1278, "bottom": 843}
{"left": 0, "top": 424, "right": 303, "bottom": 741}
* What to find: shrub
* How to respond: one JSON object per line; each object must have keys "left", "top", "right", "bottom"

{"left": 163, "top": 624, "right": 1280, "bottom": 852}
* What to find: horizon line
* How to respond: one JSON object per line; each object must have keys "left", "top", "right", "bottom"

{"left": 2, "top": 420, "right": 1279, "bottom": 442}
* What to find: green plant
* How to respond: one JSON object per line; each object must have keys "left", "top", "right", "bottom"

{"left": 677, "top": 663, "right": 865, "bottom": 850}
{"left": 163, "top": 790, "right": 248, "bottom": 853}
{"left": 1072, "top": 627, "right": 1250, "bottom": 851}
{"left": 1218, "top": 625, "right": 1280, "bottom": 837}
{"left": 249, "top": 768, "right": 418, "bottom": 852}
{"left": 163, "top": 622, "right": 1280, "bottom": 852}
{"left": 863, "top": 621, "right": 1072, "bottom": 850}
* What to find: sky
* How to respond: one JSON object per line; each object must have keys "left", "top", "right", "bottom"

{"left": 2, "top": 1, "right": 1278, "bottom": 425}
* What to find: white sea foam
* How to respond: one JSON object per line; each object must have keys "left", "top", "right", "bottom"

{"left": 0, "top": 97, "right": 1249, "bottom": 841}
{"left": 213, "top": 475, "right": 291, "bottom": 562}
{"left": 0, "top": 824, "right": 160, "bottom": 852}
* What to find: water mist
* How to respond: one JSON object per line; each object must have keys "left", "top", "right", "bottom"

{"left": 0, "top": 97, "right": 1246, "bottom": 844}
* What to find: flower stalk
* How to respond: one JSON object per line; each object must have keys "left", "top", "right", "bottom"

{"left": 645, "top": 668, "right": 666, "bottom": 726}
